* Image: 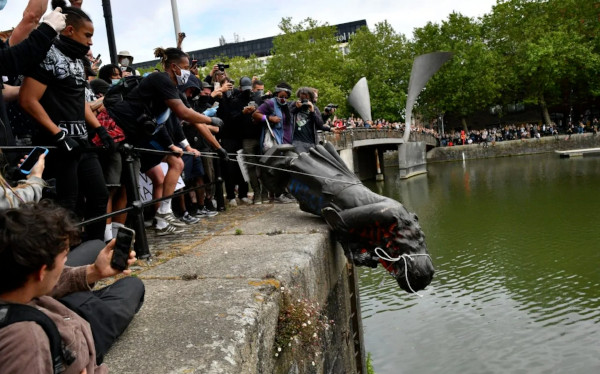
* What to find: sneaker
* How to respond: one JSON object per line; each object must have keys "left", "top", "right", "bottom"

{"left": 253, "top": 197, "right": 262, "bottom": 205}
{"left": 274, "top": 194, "right": 294, "bottom": 204}
{"left": 240, "top": 197, "right": 252, "bottom": 205}
{"left": 194, "top": 207, "right": 218, "bottom": 218}
{"left": 179, "top": 212, "right": 200, "bottom": 225}
{"left": 155, "top": 223, "right": 185, "bottom": 236}
{"left": 156, "top": 211, "right": 186, "bottom": 227}
{"left": 229, "top": 198, "right": 238, "bottom": 207}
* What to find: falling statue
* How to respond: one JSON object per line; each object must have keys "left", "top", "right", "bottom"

{"left": 259, "top": 143, "right": 435, "bottom": 293}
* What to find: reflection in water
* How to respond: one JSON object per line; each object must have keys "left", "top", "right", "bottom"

{"left": 360, "top": 154, "right": 600, "bottom": 374}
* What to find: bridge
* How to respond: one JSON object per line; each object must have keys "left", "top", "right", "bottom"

{"left": 318, "top": 129, "right": 438, "bottom": 180}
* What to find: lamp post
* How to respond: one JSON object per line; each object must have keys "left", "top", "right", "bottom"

{"left": 101, "top": 0, "right": 118, "bottom": 64}
{"left": 171, "top": 0, "right": 181, "bottom": 44}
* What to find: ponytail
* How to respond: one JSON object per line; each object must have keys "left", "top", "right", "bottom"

{"left": 52, "top": 0, "right": 91, "bottom": 29}
{"left": 154, "top": 47, "right": 188, "bottom": 69}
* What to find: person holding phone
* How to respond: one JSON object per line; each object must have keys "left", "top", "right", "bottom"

{"left": 0, "top": 149, "right": 46, "bottom": 209}
{"left": 0, "top": 201, "right": 144, "bottom": 372}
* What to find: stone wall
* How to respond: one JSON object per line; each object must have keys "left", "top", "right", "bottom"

{"left": 104, "top": 205, "right": 363, "bottom": 374}
{"left": 426, "top": 134, "right": 600, "bottom": 163}
{"left": 383, "top": 134, "right": 600, "bottom": 166}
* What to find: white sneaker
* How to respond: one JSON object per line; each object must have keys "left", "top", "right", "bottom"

{"left": 240, "top": 197, "right": 252, "bottom": 205}
{"left": 156, "top": 211, "right": 186, "bottom": 227}
{"left": 155, "top": 223, "right": 185, "bottom": 236}
{"left": 229, "top": 198, "right": 238, "bottom": 207}
{"left": 274, "top": 194, "right": 294, "bottom": 204}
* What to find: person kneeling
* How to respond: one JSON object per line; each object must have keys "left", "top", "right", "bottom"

{"left": 0, "top": 201, "right": 144, "bottom": 373}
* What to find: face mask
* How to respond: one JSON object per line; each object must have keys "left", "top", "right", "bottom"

{"left": 111, "top": 79, "right": 121, "bottom": 86}
{"left": 278, "top": 97, "right": 287, "bottom": 105}
{"left": 255, "top": 90, "right": 264, "bottom": 97}
{"left": 121, "top": 58, "right": 130, "bottom": 67}
{"left": 175, "top": 65, "right": 191, "bottom": 86}
{"left": 0, "top": 0, "right": 6, "bottom": 11}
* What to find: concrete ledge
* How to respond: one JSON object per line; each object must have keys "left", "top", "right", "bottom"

{"left": 104, "top": 204, "right": 358, "bottom": 374}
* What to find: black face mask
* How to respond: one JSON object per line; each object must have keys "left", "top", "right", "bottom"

{"left": 54, "top": 35, "right": 90, "bottom": 60}
{"left": 197, "top": 96, "right": 211, "bottom": 105}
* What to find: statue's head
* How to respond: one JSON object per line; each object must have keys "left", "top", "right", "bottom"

{"left": 375, "top": 205, "right": 435, "bottom": 293}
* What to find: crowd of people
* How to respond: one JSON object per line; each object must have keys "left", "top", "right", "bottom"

{"left": 0, "top": 1, "right": 341, "bottom": 371}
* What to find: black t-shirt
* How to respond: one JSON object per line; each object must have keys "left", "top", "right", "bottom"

{"left": 293, "top": 109, "right": 318, "bottom": 144}
{"left": 110, "top": 72, "right": 180, "bottom": 146}
{"left": 28, "top": 45, "right": 87, "bottom": 142}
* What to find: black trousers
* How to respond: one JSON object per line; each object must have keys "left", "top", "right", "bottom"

{"left": 221, "top": 138, "right": 248, "bottom": 200}
{"left": 59, "top": 276, "right": 145, "bottom": 364}
{"left": 46, "top": 150, "right": 109, "bottom": 242}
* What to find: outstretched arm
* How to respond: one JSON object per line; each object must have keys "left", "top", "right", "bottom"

{"left": 8, "top": 0, "right": 48, "bottom": 46}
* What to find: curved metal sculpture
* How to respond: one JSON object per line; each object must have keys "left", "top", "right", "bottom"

{"left": 403, "top": 52, "right": 453, "bottom": 142}
{"left": 348, "top": 77, "right": 372, "bottom": 122}
{"left": 260, "top": 143, "right": 435, "bottom": 293}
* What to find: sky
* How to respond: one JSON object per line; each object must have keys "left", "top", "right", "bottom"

{"left": 0, "top": 0, "right": 498, "bottom": 65}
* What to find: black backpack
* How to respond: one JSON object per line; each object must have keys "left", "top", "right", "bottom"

{"left": 104, "top": 76, "right": 158, "bottom": 137}
{"left": 0, "top": 303, "right": 75, "bottom": 373}
{"left": 103, "top": 75, "right": 144, "bottom": 110}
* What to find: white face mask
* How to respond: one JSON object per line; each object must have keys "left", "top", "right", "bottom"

{"left": 121, "top": 57, "right": 131, "bottom": 67}
{"left": 175, "top": 65, "right": 191, "bottom": 86}
{"left": 111, "top": 79, "right": 121, "bottom": 86}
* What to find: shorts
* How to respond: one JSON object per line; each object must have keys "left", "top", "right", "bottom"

{"left": 139, "top": 140, "right": 166, "bottom": 173}
{"left": 182, "top": 154, "right": 204, "bottom": 181}
{"left": 99, "top": 149, "right": 123, "bottom": 187}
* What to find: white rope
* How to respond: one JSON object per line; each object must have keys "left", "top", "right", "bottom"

{"left": 374, "top": 247, "right": 432, "bottom": 297}
{"left": 202, "top": 153, "right": 362, "bottom": 186}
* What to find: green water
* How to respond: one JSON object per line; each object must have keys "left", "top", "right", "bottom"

{"left": 359, "top": 153, "right": 600, "bottom": 374}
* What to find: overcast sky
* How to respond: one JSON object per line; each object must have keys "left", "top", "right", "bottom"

{"left": 1, "top": 0, "right": 498, "bottom": 64}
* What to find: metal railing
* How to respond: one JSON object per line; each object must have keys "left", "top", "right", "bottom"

{"left": 319, "top": 129, "right": 437, "bottom": 149}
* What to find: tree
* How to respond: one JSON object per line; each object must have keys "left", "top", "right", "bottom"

{"left": 483, "top": 0, "right": 600, "bottom": 125}
{"left": 412, "top": 12, "right": 502, "bottom": 131}
{"left": 264, "top": 18, "right": 346, "bottom": 115}
{"left": 344, "top": 21, "right": 412, "bottom": 121}
{"left": 200, "top": 55, "right": 265, "bottom": 86}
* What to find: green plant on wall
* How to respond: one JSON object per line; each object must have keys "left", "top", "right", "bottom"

{"left": 274, "top": 288, "right": 332, "bottom": 365}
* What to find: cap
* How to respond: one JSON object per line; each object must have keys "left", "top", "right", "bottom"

{"left": 240, "top": 76, "right": 252, "bottom": 91}
{"left": 201, "top": 81, "right": 213, "bottom": 89}
{"left": 117, "top": 50, "right": 133, "bottom": 58}
{"left": 90, "top": 79, "right": 110, "bottom": 96}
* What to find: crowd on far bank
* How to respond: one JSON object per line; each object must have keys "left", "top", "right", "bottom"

{"left": 438, "top": 118, "right": 599, "bottom": 147}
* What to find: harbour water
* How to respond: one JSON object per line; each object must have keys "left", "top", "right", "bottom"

{"left": 360, "top": 153, "right": 600, "bottom": 374}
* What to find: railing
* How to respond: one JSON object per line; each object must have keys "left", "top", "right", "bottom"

{"left": 320, "top": 129, "right": 437, "bottom": 149}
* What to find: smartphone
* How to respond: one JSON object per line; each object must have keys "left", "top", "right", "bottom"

{"left": 19, "top": 147, "right": 48, "bottom": 175}
{"left": 111, "top": 227, "right": 135, "bottom": 271}
{"left": 191, "top": 59, "right": 198, "bottom": 68}
{"left": 95, "top": 53, "right": 101, "bottom": 61}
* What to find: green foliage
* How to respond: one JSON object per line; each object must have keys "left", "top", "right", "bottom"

{"left": 367, "top": 352, "right": 376, "bottom": 374}
{"left": 412, "top": 13, "right": 502, "bottom": 129}
{"left": 200, "top": 55, "right": 265, "bottom": 86}
{"left": 138, "top": 62, "right": 162, "bottom": 76}
{"left": 264, "top": 18, "right": 347, "bottom": 116}
{"left": 344, "top": 21, "right": 413, "bottom": 121}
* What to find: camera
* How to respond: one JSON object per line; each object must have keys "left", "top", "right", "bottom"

{"left": 217, "top": 63, "right": 229, "bottom": 71}
{"left": 326, "top": 104, "right": 339, "bottom": 109}
{"left": 137, "top": 113, "right": 158, "bottom": 136}
{"left": 301, "top": 99, "right": 310, "bottom": 109}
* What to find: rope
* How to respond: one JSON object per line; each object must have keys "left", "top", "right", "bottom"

{"left": 202, "top": 152, "right": 362, "bottom": 186}
{"left": 374, "top": 247, "right": 432, "bottom": 297}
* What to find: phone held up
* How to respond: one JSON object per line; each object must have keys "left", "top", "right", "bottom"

{"left": 111, "top": 227, "right": 136, "bottom": 271}
{"left": 19, "top": 147, "right": 48, "bottom": 175}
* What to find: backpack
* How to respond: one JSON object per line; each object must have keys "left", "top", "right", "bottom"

{"left": 103, "top": 75, "right": 144, "bottom": 110}
{"left": 0, "top": 303, "right": 75, "bottom": 373}
{"left": 104, "top": 76, "right": 159, "bottom": 137}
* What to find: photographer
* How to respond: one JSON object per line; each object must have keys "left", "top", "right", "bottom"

{"left": 0, "top": 201, "right": 144, "bottom": 373}
{"left": 290, "top": 87, "right": 329, "bottom": 153}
